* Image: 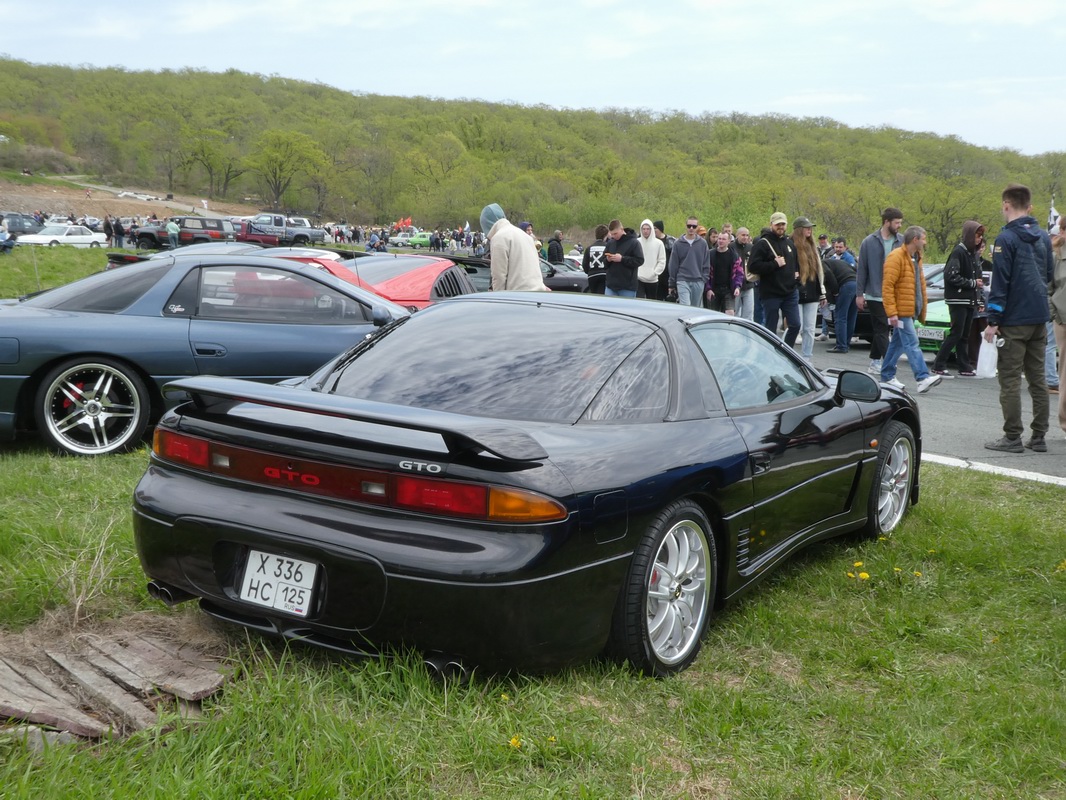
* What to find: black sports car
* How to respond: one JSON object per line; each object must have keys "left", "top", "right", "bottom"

{"left": 134, "top": 294, "right": 922, "bottom": 676}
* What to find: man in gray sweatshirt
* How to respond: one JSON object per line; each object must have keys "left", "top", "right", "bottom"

{"left": 857, "top": 207, "right": 904, "bottom": 374}
{"left": 667, "top": 216, "right": 711, "bottom": 307}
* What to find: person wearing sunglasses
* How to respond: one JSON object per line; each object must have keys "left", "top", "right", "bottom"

{"left": 667, "top": 217, "right": 711, "bottom": 306}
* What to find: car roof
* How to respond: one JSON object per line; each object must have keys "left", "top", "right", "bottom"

{"left": 440, "top": 290, "right": 727, "bottom": 325}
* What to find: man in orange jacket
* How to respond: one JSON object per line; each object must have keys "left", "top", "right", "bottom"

{"left": 880, "top": 226, "right": 942, "bottom": 394}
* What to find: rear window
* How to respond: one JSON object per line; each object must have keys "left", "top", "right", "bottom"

{"left": 23, "top": 263, "right": 170, "bottom": 312}
{"left": 330, "top": 302, "right": 661, "bottom": 423}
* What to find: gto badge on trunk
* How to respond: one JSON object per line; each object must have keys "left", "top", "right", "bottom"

{"left": 398, "top": 459, "right": 443, "bottom": 474}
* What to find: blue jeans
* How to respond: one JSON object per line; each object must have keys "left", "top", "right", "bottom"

{"left": 605, "top": 287, "right": 636, "bottom": 298}
{"left": 676, "top": 280, "right": 704, "bottom": 307}
{"left": 1045, "top": 321, "right": 1059, "bottom": 387}
{"left": 834, "top": 281, "right": 858, "bottom": 351}
{"left": 760, "top": 290, "right": 800, "bottom": 347}
{"left": 881, "top": 317, "right": 930, "bottom": 382}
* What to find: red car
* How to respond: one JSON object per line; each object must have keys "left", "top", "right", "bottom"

{"left": 269, "top": 249, "right": 477, "bottom": 312}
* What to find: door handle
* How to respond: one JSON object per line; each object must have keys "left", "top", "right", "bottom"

{"left": 193, "top": 342, "right": 227, "bottom": 357}
{"left": 751, "top": 453, "right": 772, "bottom": 475}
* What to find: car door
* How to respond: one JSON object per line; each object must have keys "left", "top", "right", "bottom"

{"left": 689, "top": 321, "right": 866, "bottom": 565}
{"left": 178, "top": 264, "right": 377, "bottom": 380}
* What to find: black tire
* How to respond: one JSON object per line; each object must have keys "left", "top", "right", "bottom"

{"left": 137, "top": 237, "right": 154, "bottom": 250}
{"left": 608, "top": 500, "right": 717, "bottom": 676}
{"left": 89, "top": 241, "right": 101, "bottom": 248}
{"left": 293, "top": 236, "right": 308, "bottom": 246}
{"left": 49, "top": 240, "right": 60, "bottom": 247}
{"left": 863, "top": 420, "right": 916, "bottom": 538}
{"left": 34, "top": 357, "right": 151, "bottom": 456}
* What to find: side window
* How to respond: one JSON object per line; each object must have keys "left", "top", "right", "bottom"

{"left": 184, "top": 219, "right": 203, "bottom": 230}
{"left": 689, "top": 323, "right": 816, "bottom": 411}
{"left": 583, "top": 334, "right": 669, "bottom": 422}
{"left": 196, "top": 266, "right": 371, "bottom": 324}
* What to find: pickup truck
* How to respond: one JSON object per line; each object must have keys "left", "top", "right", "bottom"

{"left": 237, "top": 214, "right": 326, "bottom": 246}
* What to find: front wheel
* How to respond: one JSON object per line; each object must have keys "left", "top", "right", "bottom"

{"left": 864, "top": 420, "right": 916, "bottom": 537}
{"left": 608, "top": 500, "right": 717, "bottom": 676}
{"left": 136, "top": 238, "right": 154, "bottom": 251}
{"left": 34, "top": 357, "right": 150, "bottom": 456}
{"left": 89, "top": 241, "right": 101, "bottom": 248}
{"left": 49, "top": 240, "right": 60, "bottom": 247}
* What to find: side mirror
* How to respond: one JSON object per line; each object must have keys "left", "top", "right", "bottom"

{"left": 371, "top": 305, "right": 394, "bottom": 327}
{"left": 834, "top": 369, "right": 881, "bottom": 403}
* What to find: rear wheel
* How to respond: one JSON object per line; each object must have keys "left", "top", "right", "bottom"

{"left": 34, "top": 357, "right": 150, "bottom": 456}
{"left": 89, "top": 241, "right": 101, "bottom": 248}
{"left": 864, "top": 420, "right": 916, "bottom": 537}
{"left": 608, "top": 500, "right": 717, "bottom": 676}
{"left": 49, "top": 240, "right": 60, "bottom": 247}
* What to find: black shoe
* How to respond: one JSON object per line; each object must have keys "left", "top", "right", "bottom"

{"left": 1025, "top": 436, "right": 1048, "bottom": 453}
{"left": 827, "top": 346, "right": 848, "bottom": 353}
{"left": 984, "top": 437, "right": 1023, "bottom": 453}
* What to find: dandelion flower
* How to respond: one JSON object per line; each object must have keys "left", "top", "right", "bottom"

{"left": 847, "top": 572, "right": 855, "bottom": 579}
{"left": 547, "top": 736, "right": 557, "bottom": 744}
{"left": 509, "top": 735, "right": 521, "bottom": 749}
{"left": 854, "top": 561, "right": 864, "bottom": 567}
{"left": 500, "top": 693, "right": 510, "bottom": 701}
{"left": 858, "top": 572, "right": 870, "bottom": 580}
{"left": 893, "top": 567, "right": 902, "bottom": 573}
{"left": 1055, "top": 559, "right": 1066, "bottom": 573}
{"left": 914, "top": 571, "right": 922, "bottom": 577}
{"left": 928, "top": 549, "right": 936, "bottom": 554}
{"left": 878, "top": 536, "right": 888, "bottom": 541}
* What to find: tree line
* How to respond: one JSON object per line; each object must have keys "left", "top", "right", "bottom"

{"left": 0, "top": 58, "right": 1062, "bottom": 259}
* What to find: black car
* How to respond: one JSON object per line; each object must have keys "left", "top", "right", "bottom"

{"left": 1, "top": 212, "right": 43, "bottom": 238}
{"left": 134, "top": 294, "right": 922, "bottom": 676}
{"left": 456, "top": 256, "right": 589, "bottom": 292}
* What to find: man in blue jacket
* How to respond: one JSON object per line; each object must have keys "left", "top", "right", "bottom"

{"left": 984, "top": 184, "right": 1055, "bottom": 453}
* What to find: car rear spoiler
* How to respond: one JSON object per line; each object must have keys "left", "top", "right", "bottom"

{"left": 163, "top": 376, "right": 549, "bottom": 463}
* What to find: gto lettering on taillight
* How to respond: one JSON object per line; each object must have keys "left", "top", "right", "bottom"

{"left": 264, "top": 466, "right": 321, "bottom": 486}
{"left": 398, "top": 460, "right": 443, "bottom": 474}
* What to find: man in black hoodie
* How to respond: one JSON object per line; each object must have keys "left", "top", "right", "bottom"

{"left": 603, "top": 219, "right": 644, "bottom": 297}
{"left": 932, "top": 220, "right": 985, "bottom": 377}
{"left": 748, "top": 212, "right": 800, "bottom": 345}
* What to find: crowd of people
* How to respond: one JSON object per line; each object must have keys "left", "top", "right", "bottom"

{"left": 478, "top": 184, "right": 1066, "bottom": 443}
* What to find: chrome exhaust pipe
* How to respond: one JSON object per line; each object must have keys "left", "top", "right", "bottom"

{"left": 423, "top": 654, "right": 470, "bottom": 683}
{"left": 146, "top": 580, "right": 195, "bottom": 607}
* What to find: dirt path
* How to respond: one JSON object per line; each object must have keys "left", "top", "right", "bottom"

{"left": 0, "top": 178, "right": 260, "bottom": 223}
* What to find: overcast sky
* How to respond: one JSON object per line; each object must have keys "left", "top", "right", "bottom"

{"left": 7, "top": 0, "right": 1063, "bottom": 156}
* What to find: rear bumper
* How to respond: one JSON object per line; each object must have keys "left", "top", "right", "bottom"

{"left": 133, "top": 466, "right": 627, "bottom": 671}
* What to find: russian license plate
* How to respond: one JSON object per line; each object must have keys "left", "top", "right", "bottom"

{"left": 239, "top": 549, "right": 317, "bottom": 617}
{"left": 917, "top": 326, "right": 945, "bottom": 341}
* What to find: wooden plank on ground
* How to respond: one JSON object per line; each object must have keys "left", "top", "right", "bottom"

{"left": 85, "top": 637, "right": 224, "bottom": 701}
{"left": 0, "top": 657, "right": 109, "bottom": 738}
{"left": 46, "top": 651, "right": 158, "bottom": 732}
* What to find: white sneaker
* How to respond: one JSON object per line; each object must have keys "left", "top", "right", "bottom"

{"left": 917, "top": 374, "right": 942, "bottom": 393}
{"left": 815, "top": 333, "right": 828, "bottom": 342}
{"left": 885, "top": 377, "right": 905, "bottom": 390}
{"left": 867, "top": 360, "right": 882, "bottom": 374}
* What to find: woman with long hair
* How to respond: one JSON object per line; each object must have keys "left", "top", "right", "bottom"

{"left": 792, "top": 217, "right": 826, "bottom": 361}
{"left": 1051, "top": 230, "right": 1066, "bottom": 435}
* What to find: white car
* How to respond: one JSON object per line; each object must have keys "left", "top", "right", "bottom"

{"left": 16, "top": 224, "right": 108, "bottom": 248}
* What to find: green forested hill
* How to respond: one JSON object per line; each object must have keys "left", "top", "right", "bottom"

{"left": 0, "top": 58, "right": 1060, "bottom": 255}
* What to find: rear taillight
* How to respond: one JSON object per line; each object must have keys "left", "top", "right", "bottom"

{"left": 153, "top": 430, "right": 566, "bottom": 523}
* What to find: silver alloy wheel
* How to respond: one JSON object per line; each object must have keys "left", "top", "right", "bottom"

{"left": 645, "top": 517, "right": 712, "bottom": 666}
{"left": 877, "top": 434, "right": 913, "bottom": 531}
{"left": 40, "top": 361, "right": 145, "bottom": 455}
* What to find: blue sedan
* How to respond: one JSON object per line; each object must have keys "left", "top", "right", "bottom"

{"left": 0, "top": 254, "right": 408, "bottom": 455}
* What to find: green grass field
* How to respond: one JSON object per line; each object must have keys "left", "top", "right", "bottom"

{"left": 0, "top": 447, "right": 1063, "bottom": 798}
{"left": 0, "top": 249, "right": 1063, "bottom": 798}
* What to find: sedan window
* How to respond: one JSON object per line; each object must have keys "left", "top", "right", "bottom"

{"left": 689, "top": 323, "right": 816, "bottom": 411}
{"left": 196, "top": 266, "right": 370, "bottom": 324}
